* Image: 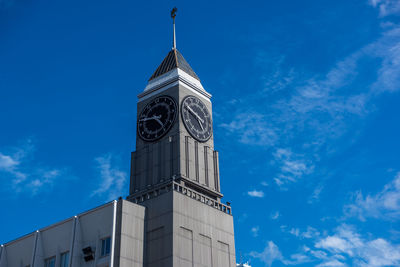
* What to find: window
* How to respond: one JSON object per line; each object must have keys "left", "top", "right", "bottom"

{"left": 60, "top": 252, "right": 69, "bottom": 267}
{"left": 101, "top": 237, "right": 111, "bottom": 256}
{"left": 44, "top": 257, "right": 55, "bottom": 267}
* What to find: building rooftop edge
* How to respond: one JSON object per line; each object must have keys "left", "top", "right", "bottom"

{"left": 2, "top": 200, "right": 120, "bottom": 246}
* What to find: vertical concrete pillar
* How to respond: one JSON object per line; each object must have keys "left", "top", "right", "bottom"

{"left": 0, "top": 245, "right": 7, "bottom": 267}
{"left": 70, "top": 216, "right": 82, "bottom": 267}
{"left": 55, "top": 247, "right": 60, "bottom": 267}
{"left": 110, "top": 200, "right": 117, "bottom": 267}
{"left": 67, "top": 217, "right": 77, "bottom": 267}
{"left": 30, "top": 232, "right": 38, "bottom": 267}
{"left": 31, "top": 231, "right": 43, "bottom": 267}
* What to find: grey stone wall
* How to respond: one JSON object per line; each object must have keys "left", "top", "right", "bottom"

{"left": 113, "top": 200, "right": 146, "bottom": 267}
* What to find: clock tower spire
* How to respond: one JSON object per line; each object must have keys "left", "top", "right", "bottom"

{"left": 127, "top": 9, "right": 236, "bottom": 267}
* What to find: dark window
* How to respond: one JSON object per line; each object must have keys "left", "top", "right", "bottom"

{"left": 44, "top": 257, "right": 55, "bottom": 267}
{"left": 60, "top": 251, "right": 69, "bottom": 267}
{"left": 101, "top": 237, "right": 111, "bottom": 256}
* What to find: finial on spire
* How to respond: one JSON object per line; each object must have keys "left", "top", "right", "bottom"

{"left": 171, "top": 7, "right": 177, "bottom": 50}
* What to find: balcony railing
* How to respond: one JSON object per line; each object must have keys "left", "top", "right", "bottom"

{"left": 128, "top": 181, "right": 232, "bottom": 215}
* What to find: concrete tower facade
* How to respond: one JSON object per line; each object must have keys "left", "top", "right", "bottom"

{"left": 126, "top": 48, "right": 236, "bottom": 267}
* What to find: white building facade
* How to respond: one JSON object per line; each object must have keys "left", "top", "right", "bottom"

{"left": 0, "top": 200, "right": 145, "bottom": 267}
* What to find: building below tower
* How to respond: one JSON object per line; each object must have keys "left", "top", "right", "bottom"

{"left": 1, "top": 182, "right": 235, "bottom": 267}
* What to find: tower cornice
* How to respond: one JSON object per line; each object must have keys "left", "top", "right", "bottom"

{"left": 138, "top": 68, "right": 212, "bottom": 102}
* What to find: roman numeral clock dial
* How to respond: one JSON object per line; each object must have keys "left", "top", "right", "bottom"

{"left": 138, "top": 96, "right": 177, "bottom": 142}
{"left": 181, "top": 95, "right": 212, "bottom": 142}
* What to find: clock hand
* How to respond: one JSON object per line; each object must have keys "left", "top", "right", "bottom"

{"left": 198, "top": 120, "right": 204, "bottom": 130}
{"left": 139, "top": 115, "right": 162, "bottom": 123}
{"left": 186, "top": 105, "right": 204, "bottom": 124}
{"left": 186, "top": 106, "right": 205, "bottom": 130}
{"left": 154, "top": 117, "right": 164, "bottom": 127}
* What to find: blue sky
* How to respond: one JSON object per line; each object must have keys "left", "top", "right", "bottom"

{"left": 1, "top": 0, "right": 400, "bottom": 266}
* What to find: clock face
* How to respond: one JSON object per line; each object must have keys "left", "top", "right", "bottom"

{"left": 181, "top": 95, "right": 212, "bottom": 142}
{"left": 138, "top": 96, "right": 177, "bottom": 142}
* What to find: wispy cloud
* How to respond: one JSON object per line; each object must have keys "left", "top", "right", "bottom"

{"left": 369, "top": 0, "right": 400, "bottom": 17}
{"left": 220, "top": 112, "right": 278, "bottom": 146}
{"left": 0, "top": 153, "right": 19, "bottom": 169}
{"left": 253, "top": 225, "right": 400, "bottom": 266}
{"left": 308, "top": 185, "right": 324, "bottom": 204}
{"left": 273, "top": 148, "right": 314, "bottom": 187}
{"left": 250, "top": 241, "right": 284, "bottom": 267}
{"left": 315, "top": 224, "right": 400, "bottom": 267}
{"left": 247, "top": 190, "right": 265, "bottom": 198}
{"left": 282, "top": 225, "right": 320, "bottom": 240}
{"left": 0, "top": 139, "right": 64, "bottom": 195}
{"left": 250, "top": 241, "right": 312, "bottom": 266}
{"left": 270, "top": 211, "right": 280, "bottom": 220}
{"left": 219, "top": 16, "right": 400, "bottom": 195}
{"left": 301, "top": 227, "right": 321, "bottom": 239}
{"left": 289, "top": 228, "right": 300, "bottom": 238}
{"left": 270, "top": 169, "right": 400, "bottom": 267}
{"left": 344, "top": 172, "right": 400, "bottom": 221}
{"left": 251, "top": 226, "right": 260, "bottom": 237}
{"left": 91, "top": 154, "right": 127, "bottom": 200}
{"left": 27, "top": 169, "right": 62, "bottom": 195}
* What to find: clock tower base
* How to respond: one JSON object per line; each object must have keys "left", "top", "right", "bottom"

{"left": 127, "top": 181, "right": 235, "bottom": 267}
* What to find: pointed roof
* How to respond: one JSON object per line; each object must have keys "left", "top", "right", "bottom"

{"left": 149, "top": 49, "right": 200, "bottom": 81}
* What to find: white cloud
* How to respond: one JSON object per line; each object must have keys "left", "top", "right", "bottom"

{"left": 221, "top": 23, "right": 400, "bottom": 193}
{"left": 281, "top": 225, "right": 320, "bottom": 240}
{"left": 314, "top": 224, "right": 400, "bottom": 267}
{"left": 272, "top": 223, "right": 400, "bottom": 266}
{"left": 247, "top": 190, "right": 265, "bottom": 198}
{"left": 301, "top": 226, "right": 320, "bottom": 239}
{"left": 316, "top": 259, "right": 346, "bottom": 267}
{"left": 273, "top": 148, "right": 314, "bottom": 186}
{"left": 274, "top": 178, "right": 284, "bottom": 187}
{"left": 0, "top": 153, "right": 19, "bottom": 170}
{"left": 309, "top": 185, "right": 324, "bottom": 203}
{"left": 316, "top": 236, "right": 354, "bottom": 255}
{"left": 250, "top": 241, "right": 284, "bottom": 267}
{"left": 250, "top": 241, "right": 314, "bottom": 266}
{"left": 92, "top": 154, "right": 127, "bottom": 200}
{"left": 288, "top": 253, "right": 312, "bottom": 265}
{"left": 27, "top": 169, "right": 61, "bottom": 195}
{"left": 368, "top": 28, "right": 400, "bottom": 94}
{"left": 369, "top": 0, "right": 400, "bottom": 17}
{"left": 251, "top": 226, "right": 260, "bottom": 237}
{"left": 290, "top": 228, "right": 300, "bottom": 237}
{"left": 344, "top": 172, "right": 400, "bottom": 221}
{"left": 270, "top": 211, "right": 280, "bottom": 220}
{"left": 220, "top": 112, "right": 278, "bottom": 146}
{"left": 0, "top": 139, "right": 63, "bottom": 195}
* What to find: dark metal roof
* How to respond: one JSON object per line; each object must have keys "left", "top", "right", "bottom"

{"left": 149, "top": 49, "right": 200, "bottom": 81}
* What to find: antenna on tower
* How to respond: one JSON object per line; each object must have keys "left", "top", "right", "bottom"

{"left": 171, "top": 7, "right": 177, "bottom": 50}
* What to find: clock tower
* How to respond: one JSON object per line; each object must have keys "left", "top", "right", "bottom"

{"left": 129, "top": 47, "right": 222, "bottom": 200}
{"left": 126, "top": 9, "right": 236, "bottom": 267}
